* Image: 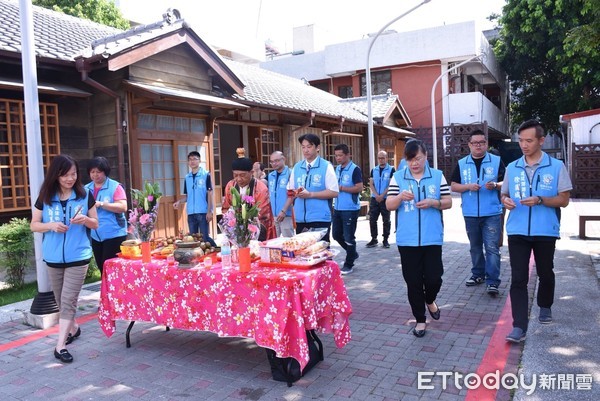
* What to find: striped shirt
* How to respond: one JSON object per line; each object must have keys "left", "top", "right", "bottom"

{"left": 387, "top": 175, "right": 451, "bottom": 197}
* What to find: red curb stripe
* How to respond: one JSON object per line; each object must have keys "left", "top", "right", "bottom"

{"left": 0, "top": 312, "right": 97, "bottom": 353}
{"left": 465, "top": 254, "right": 535, "bottom": 401}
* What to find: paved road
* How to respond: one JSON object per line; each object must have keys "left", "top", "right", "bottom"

{"left": 0, "top": 196, "right": 598, "bottom": 400}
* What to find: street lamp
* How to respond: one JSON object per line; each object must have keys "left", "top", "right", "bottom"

{"left": 430, "top": 53, "right": 483, "bottom": 168}
{"left": 366, "top": 0, "right": 432, "bottom": 171}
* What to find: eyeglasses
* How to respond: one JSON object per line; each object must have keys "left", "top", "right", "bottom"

{"left": 188, "top": 157, "right": 200, "bottom": 161}
{"left": 409, "top": 156, "right": 426, "bottom": 164}
{"left": 470, "top": 141, "right": 487, "bottom": 146}
{"left": 270, "top": 158, "right": 283, "bottom": 164}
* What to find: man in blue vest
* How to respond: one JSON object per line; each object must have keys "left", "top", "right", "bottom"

{"left": 332, "top": 144, "right": 363, "bottom": 274}
{"left": 268, "top": 151, "right": 294, "bottom": 237}
{"left": 366, "top": 150, "right": 395, "bottom": 249}
{"left": 283, "top": 133, "right": 339, "bottom": 243}
{"left": 450, "top": 130, "right": 505, "bottom": 296}
{"left": 173, "top": 151, "right": 217, "bottom": 246}
{"left": 501, "top": 120, "right": 572, "bottom": 344}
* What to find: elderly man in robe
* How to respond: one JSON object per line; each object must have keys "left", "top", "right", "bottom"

{"left": 221, "top": 148, "right": 275, "bottom": 241}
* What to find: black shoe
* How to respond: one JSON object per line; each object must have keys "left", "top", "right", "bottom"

{"left": 486, "top": 284, "right": 499, "bottom": 296}
{"left": 427, "top": 302, "right": 440, "bottom": 320}
{"left": 412, "top": 325, "right": 426, "bottom": 338}
{"left": 340, "top": 266, "right": 353, "bottom": 275}
{"left": 366, "top": 239, "right": 378, "bottom": 248}
{"left": 54, "top": 348, "right": 73, "bottom": 363}
{"left": 382, "top": 240, "right": 390, "bottom": 248}
{"left": 466, "top": 276, "right": 484, "bottom": 286}
{"left": 66, "top": 327, "right": 81, "bottom": 345}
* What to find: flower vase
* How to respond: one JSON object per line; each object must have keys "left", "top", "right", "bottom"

{"left": 141, "top": 241, "right": 152, "bottom": 263}
{"left": 238, "top": 247, "right": 251, "bottom": 272}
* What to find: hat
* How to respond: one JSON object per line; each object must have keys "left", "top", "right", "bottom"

{"left": 232, "top": 148, "right": 253, "bottom": 171}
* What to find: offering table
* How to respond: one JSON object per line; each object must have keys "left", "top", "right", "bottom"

{"left": 98, "top": 258, "right": 352, "bottom": 370}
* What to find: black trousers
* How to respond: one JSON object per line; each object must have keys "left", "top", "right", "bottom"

{"left": 398, "top": 245, "right": 444, "bottom": 323}
{"left": 92, "top": 235, "right": 127, "bottom": 274}
{"left": 508, "top": 235, "right": 556, "bottom": 332}
{"left": 369, "top": 198, "right": 391, "bottom": 241}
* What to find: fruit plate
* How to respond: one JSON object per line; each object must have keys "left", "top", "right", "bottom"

{"left": 117, "top": 252, "right": 142, "bottom": 260}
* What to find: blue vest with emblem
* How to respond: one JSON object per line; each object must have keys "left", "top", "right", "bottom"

{"left": 372, "top": 163, "right": 393, "bottom": 199}
{"left": 268, "top": 166, "right": 292, "bottom": 217}
{"left": 41, "top": 192, "right": 92, "bottom": 264}
{"left": 85, "top": 178, "right": 127, "bottom": 241}
{"left": 393, "top": 166, "right": 444, "bottom": 246}
{"left": 292, "top": 157, "right": 331, "bottom": 223}
{"left": 185, "top": 169, "right": 209, "bottom": 214}
{"left": 334, "top": 161, "right": 360, "bottom": 211}
{"left": 505, "top": 153, "right": 563, "bottom": 237}
{"left": 458, "top": 153, "right": 502, "bottom": 217}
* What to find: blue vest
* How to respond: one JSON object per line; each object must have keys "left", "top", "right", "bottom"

{"left": 85, "top": 178, "right": 127, "bottom": 241}
{"left": 268, "top": 166, "right": 292, "bottom": 216}
{"left": 41, "top": 192, "right": 92, "bottom": 264}
{"left": 372, "top": 163, "right": 393, "bottom": 199}
{"left": 185, "top": 169, "right": 209, "bottom": 214}
{"left": 393, "top": 166, "right": 444, "bottom": 246}
{"left": 505, "top": 153, "right": 563, "bottom": 237}
{"left": 458, "top": 153, "right": 502, "bottom": 217}
{"left": 334, "top": 161, "right": 360, "bottom": 211}
{"left": 292, "top": 157, "right": 331, "bottom": 223}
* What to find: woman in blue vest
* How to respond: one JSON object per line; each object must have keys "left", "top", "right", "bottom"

{"left": 30, "top": 155, "right": 99, "bottom": 363}
{"left": 386, "top": 140, "right": 452, "bottom": 337}
{"left": 85, "top": 157, "right": 128, "bottom": 275}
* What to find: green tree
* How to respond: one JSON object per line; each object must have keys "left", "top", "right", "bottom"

{"left": 495, "top": 0, "right": 599, "bottom": 131}
{"left": 33, "top": 0, "right": 130, "bottom": 30}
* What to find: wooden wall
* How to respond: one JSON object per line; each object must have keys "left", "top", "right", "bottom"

{"left": 128, "top": 45, "right": 212, "bottom": 93}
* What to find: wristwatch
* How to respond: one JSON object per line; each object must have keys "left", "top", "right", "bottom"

{"left": 537, "top": 196, "right": 543, "bottom": 205}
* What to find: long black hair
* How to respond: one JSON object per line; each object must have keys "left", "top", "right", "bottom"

{"left": 38, "top": 154, "right": 86, "bottom": 205}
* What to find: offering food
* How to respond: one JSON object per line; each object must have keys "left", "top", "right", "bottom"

{"left": 295, "top": 240, "right": 329, "bottom": 256}
{"left": 282, "top": 231, "right": 323, "bottom": 252}
{"left": 120, "top": 239, "right": 141, "bottom": 257}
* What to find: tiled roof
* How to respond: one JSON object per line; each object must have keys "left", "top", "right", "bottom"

{"left": 225, "top": 60, "right": 368, "bottom": 123}
{"left": 0, "top": 0, "right": 367, "bottom": 125}
{"left": 339, "top": 93, "right": 399, "bottom": 119}
{"left": 0, "top": 0, "right": 121, "bottom": 61}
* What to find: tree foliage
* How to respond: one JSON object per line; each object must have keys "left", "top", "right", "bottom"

{"left": 33, "top": 0, "right": 130, "bottom": 30}
{"left": 495, "top": 0, "right": 599, "bottom": 131}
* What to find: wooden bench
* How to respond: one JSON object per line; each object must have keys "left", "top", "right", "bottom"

{"left": 579, "top": 215, "right": 600, "bottom": 239}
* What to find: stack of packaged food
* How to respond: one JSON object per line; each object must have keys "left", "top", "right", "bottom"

{"left": 259, "top": 230, "right": 336, "bottom": 266}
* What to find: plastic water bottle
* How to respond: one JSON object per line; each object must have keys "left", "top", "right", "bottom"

{"left": 221, "top": 239, "right": 232, "bottom": 268}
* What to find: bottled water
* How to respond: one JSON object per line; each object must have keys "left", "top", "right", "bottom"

{"left": 221, "top": 239, "right": 232, "bottom": 268}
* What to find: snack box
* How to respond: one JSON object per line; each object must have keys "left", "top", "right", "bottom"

{"left": 259, "top": 237, "right": 296, "bottom": 262}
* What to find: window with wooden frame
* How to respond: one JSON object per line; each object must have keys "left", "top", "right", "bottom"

{"left": 0, "top": 99, "right": 60, "bottom": 212}
{"left": 260, "top": 129, "right": 281, "bottom": 174}
{"left": 323, "top": 133, "right": 363, "bottom": 167}
{"left": 379, "top": 136, "right": 397, "bottom": 167}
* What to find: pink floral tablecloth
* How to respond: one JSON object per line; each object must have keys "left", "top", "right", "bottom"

{"left": 98, "top": 259, "right": 352, "bottom": 369}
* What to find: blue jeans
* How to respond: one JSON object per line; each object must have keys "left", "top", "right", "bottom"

{"left": 187, "top": 213, "right": 217, "bottom": 247}
{"left": 464, "top": 215, "right": 501, "bottom": 285}
{"left": 332, "top": 210, "right": 359, "bottom": 268}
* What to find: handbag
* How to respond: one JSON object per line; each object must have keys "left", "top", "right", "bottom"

{"left": 265, "top": 329, "right": 324, "bottom": 387}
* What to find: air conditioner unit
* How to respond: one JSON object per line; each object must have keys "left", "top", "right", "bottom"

{"left": 448, "top": 62, "right": 461, "bottom": 79}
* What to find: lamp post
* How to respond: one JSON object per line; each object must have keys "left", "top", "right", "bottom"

{"left": 430, "top": 53, "right": 483, "bottom": 168}
{"left": 366, "top": 0, "right": 432, "bottom": 171}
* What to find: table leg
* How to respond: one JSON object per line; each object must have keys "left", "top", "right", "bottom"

{"left": 126, "top": 321, "right": 135, "bottom": 348}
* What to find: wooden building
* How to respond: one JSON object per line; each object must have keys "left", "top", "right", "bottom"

{"left": 0, "top": 1, "right": 414, "bottom": 236}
